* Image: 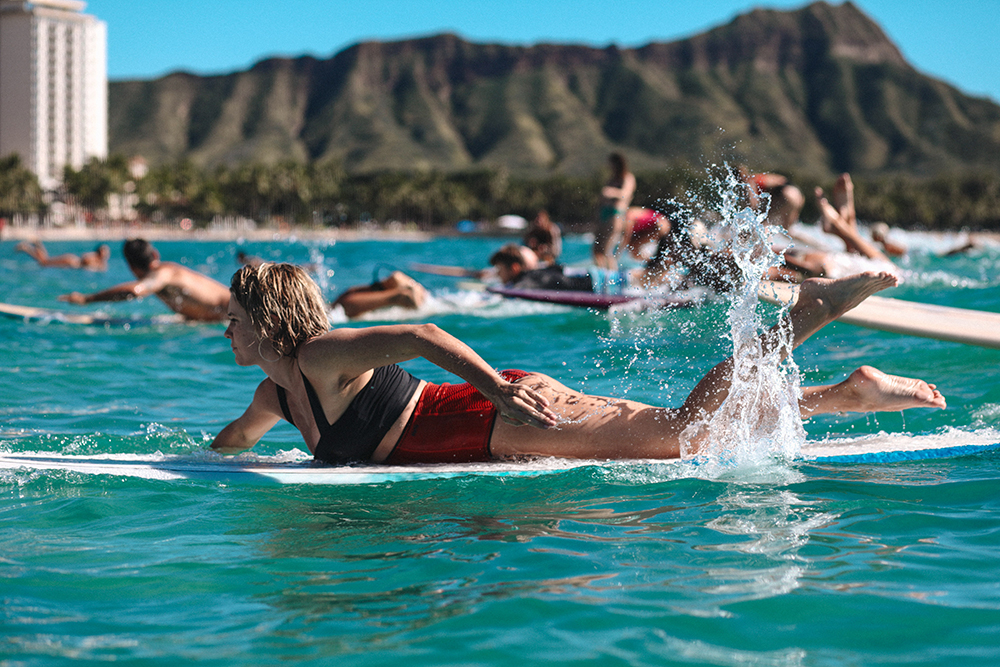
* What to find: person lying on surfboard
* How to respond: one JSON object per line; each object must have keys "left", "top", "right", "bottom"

{"left": 332, "top": 270, "right": 428, "bottom": 319}
{"left": 17, "top": 240, "right": 111, "bottom": 271}
{"left": 59, "top": 239, "right": 231, "bottom": 323}
{"left": 211, "top": 263, "right": 946, "bottom": 465}
{"left": 489, "top": 244, "right": 593, "bottom": 292}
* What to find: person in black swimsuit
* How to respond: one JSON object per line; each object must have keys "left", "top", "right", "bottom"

{"left": 211, "top": 263, "right": 946, "bottom": 465}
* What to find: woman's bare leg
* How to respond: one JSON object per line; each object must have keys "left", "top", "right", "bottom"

{"left": 492, "top": 273, "right": 912, "bottom": 461}
{"left": 16, "top": 241, "right": 82, "bottom": 268}
{"left": 678, "top": 272, "right": 898, "bottom": 418}
{"left": 490, "top": 373, "right": 683, "bottom": 460}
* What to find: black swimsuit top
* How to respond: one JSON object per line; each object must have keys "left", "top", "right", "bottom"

{"left": 275, "top": 364, "right": 422, "bottom": 464}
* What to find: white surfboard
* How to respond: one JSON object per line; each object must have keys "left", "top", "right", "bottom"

{"left": 0, "top": 301, "right": 185, "bottom": 327}
{"left": 0, "top": 452, "right": 590, "bottom": 485}
{"left": 2, "top": 434, "right": 996, "bottom": 485}
{"left": 758, "top": 281, "right": 1000, "bottom": 349}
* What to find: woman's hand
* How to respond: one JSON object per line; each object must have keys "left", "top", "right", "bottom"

{"left": 488, "top": 381, "right": 558, "bottom": 429}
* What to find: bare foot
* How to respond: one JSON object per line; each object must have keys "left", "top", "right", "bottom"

{"left": 832, "top": 173, "right": 856, "bottom": 228}
{"left": 840, "top": 365, "right": 946, "bottom": 412}
{"left": 794, "top": 271, "right": 898, "bottom": 321}
{"left": 391, "top": 272, "right": 427, "bottom": 309}
{"left": 401, "top": 280, "right": 427, "bottom": 309}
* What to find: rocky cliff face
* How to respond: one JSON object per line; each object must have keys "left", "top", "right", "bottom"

{"left": 109, "top": 1, "right": 1000, "bottom": 178}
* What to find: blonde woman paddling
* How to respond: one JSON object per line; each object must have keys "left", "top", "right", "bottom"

{"left": 212, "top": 264, "right": 945, "bottom": 464}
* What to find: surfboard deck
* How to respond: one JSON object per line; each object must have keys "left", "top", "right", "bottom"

{"left": 0, "top": 302, "right": 185, "bottom": 327}
{"left": 0, "top": 453, "right": 587, "bottom": 485}
{"left": 2, "top": 435, "right": 995, "bottom": 485}
{"left": 487, "top": 285, "right": 696, "bottom": 311}
{"left": 758, "top": 281, "right": 1000, "bottom": 349}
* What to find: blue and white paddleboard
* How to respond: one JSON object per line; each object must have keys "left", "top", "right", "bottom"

{"left": 799, "top": 432, "right": 1000, "bottom": 464}
{"left": 1, "top": 434, "right": 996, "bottom": 485}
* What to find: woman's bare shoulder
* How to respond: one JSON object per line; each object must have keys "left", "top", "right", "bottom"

{"left": 295, "top": 329, "right": 366, "bottom": 373}
{"left": 296, "top": 323, "right": 421, "bottom": 378}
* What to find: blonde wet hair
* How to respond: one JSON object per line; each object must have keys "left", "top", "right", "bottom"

{"left": 230, "top": 263, "right": 330, "bottom": 357}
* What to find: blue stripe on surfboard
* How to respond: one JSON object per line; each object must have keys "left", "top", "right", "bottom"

{"left": 805, "top": 442, "right": 1000, "bottom": 464}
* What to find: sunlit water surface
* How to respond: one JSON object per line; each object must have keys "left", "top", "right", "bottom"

{"left": 2, "top": 228, "right": 1000, "bottom": 666}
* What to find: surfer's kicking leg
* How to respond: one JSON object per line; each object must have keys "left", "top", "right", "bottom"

{"left": 492, "top": 272, "right": 942, "bottom": 460}
{"left": 800, "top": 366, "right": 946, "bottom": 415}
{"left": 677, "top": 271, "right": 899, "bottom": 418}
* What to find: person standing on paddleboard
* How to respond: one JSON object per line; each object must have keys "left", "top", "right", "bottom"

{"left": 593, "top": 153, "right": 636, "bottom": 271}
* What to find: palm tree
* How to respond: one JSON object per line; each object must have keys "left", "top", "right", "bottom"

{"left": 0, "top": 154, "right": 44, "bottom": 216}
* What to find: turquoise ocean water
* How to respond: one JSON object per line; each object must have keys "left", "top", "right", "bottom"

{"left": 2, "top": 230, "right": 1000, "bottom": 665}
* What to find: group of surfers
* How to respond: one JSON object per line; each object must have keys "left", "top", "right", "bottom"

{"left": 494, "top": 168, "right": 909, "bottom": 299}
{"left": 11, "top": 170, "right": 950, "bottom": 467}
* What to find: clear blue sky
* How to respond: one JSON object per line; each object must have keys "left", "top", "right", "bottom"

{"left": 85, "top": 0, "right": 1000, "bottom": 103}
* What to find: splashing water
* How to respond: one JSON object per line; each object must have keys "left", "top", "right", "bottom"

{"left": 307, "top": 242, "right": 334, "bottom": 293}
{"left": 679, "top": 166, "right": 805, "bottom": 467}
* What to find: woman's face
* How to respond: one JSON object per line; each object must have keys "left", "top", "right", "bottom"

{"left": 224, "top": 295, "right": 266, "bottom": 366}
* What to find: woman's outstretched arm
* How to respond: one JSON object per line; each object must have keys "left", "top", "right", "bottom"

{"left": 303, "top": 323, "right": 558, "bottom": 429}
{"left": 211, "top": 380, "right": 283, "bottom": 454}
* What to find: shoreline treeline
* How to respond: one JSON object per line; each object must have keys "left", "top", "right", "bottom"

{"left": 2, "top": 153, "right": 1000, "bottom": 231}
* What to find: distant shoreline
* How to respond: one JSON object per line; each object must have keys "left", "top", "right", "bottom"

{"left": 3, "top": 222, "right": 996, "bottom": 248}
{"left": 1, "top": 224, "right": 440, "bottom": 244}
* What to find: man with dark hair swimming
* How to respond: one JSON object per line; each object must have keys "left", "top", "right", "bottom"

{"left": 59, "top": 239, "right": 230, "bottom": 322}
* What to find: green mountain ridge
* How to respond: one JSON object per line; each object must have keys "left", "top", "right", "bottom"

{"left": 109, "top": 1, "right": 1000, "bottom": 179}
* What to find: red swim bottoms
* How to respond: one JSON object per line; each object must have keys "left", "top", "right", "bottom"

{"left": 385, "top": 369, "right": 530, "bottom": 464}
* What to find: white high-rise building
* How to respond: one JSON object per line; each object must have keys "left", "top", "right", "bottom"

{"left": 0, "top": 0, "right": 107, "bottom": 189}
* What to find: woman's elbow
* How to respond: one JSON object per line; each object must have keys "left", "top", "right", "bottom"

{"left": 211, "top": 443, "right": 249, "bottom": 455}
{"left": 414, "top": 322, "right": 443, "bottom": 337}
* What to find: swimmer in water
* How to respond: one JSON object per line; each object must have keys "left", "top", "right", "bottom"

{"left": 212, "top": 263, "right": 945, "bottom": 465}
{"left": 60, "top": 239, "right": 230, "bottom": 322}
{"left": 332, "top": 270, "right": 428, "bottom": 319}
{"left": 17, "top": 240, "right": 111, "bottom": 271}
